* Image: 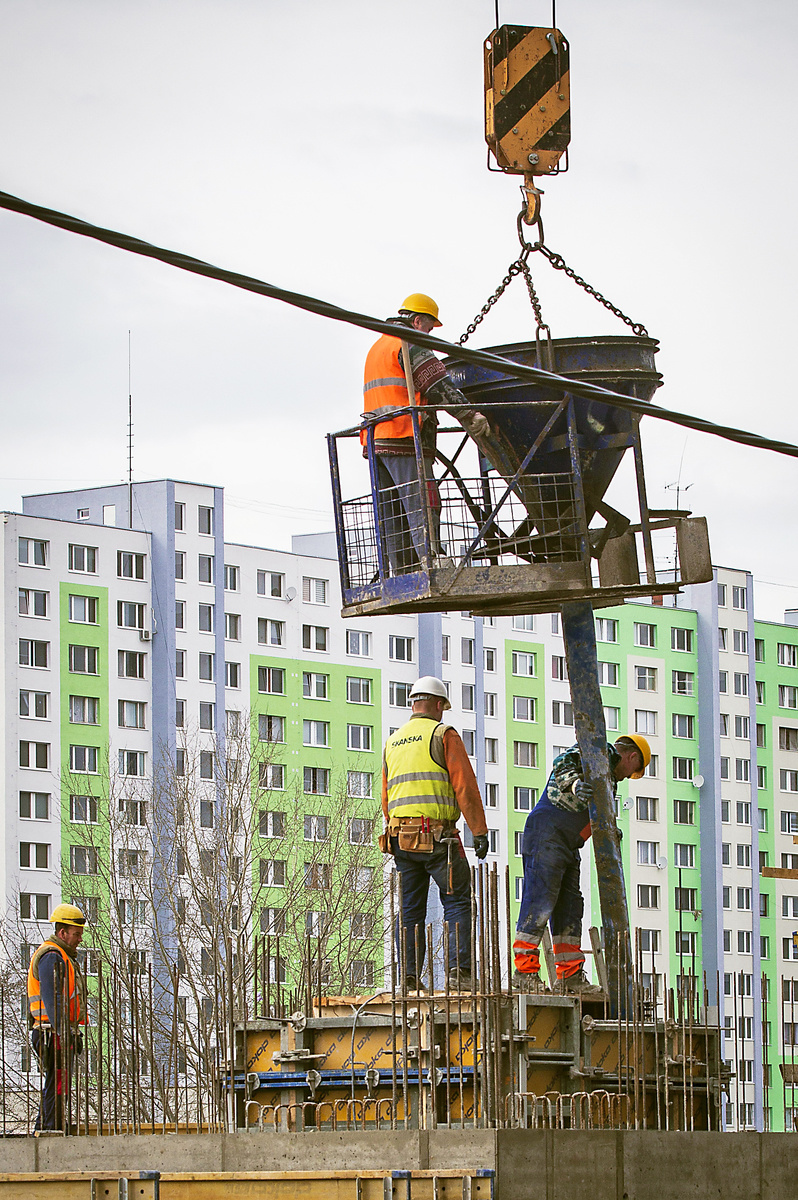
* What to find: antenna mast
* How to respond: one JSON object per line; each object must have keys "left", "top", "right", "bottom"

{"left": 127, "top": 331, "right": 133, "bottom": 528}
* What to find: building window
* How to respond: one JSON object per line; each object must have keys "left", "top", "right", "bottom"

{"left": 68, "top": 594, "right": 99, "bottom": 624}
{"left": 733, "top": 629, "right": 748, "bottom": 654}
{"left": 118, "top": 551, "right": 145, "bottom": 580}
{"left": 389, "top": 681, "right": 412, "bottom": 707}
{"left": 258, "top": 763, "right": 283, "bottom": 792}
{"left": 461, "top": 637, "right": 475, "bottom": 665}
{"left": 19, "top": 639, "right": 49, "bottom": 669}
{"left": 225, "top": 661, "right": 240, "bottom": 688}
{"left": 484, "top": 647, "right": 496, "bottom": 671}
{"left": 200, "top": 701, "right": 216, "bottom": 731}
{"left": 389, "top": 635, "right": 413, "bottom": 662}
{"left": 304, "top": 862, "right": 331, "bottom": 890}
{"left": 20, "top": 841, "right": 49, "bottom": 869}
{"left": 672, "top": 713, "right": 695, "bottom": 739}
{"left": 675, "top": 887, "right": 698, "bottom": 912}
{"left": 223, "top": 564, "right": 239, "bottom": 591}
{"left": 259, "top": 810, "right": 286, "bottom": 838}
{"left": 736, "top": 801, "right": 751, "bottom": 824}
{"left": 551, "top": 655, "right": 567, "bottom": 681}
{"left": 260, "top": 859, "right": 287, "bottom": 887}
{"left": 735, "top": 714, "right": 750, "bottom": 740}
{"left": 20, "top": 742, "right": 49, "bottom": 770}
{"left": 257, "top": 618, "right": 283, "bottom": 646}
{"left": 637, "top": 841, "right": 659, "bottom": 865}
{"left": 781, "top": 772, "right": 798, "bottom": 793}
{"left": 737, "top": 887, "right": 752, "bottom": 911}
{"left": 303, "top": 720, "right": 329, "bottom": 747}
{"left": 673, "top": 799, "right": 695, "bottom": 825}
{"left": 346, "top": 629, "right": 371, "bottom": 657}
{"left": 671, "top": 627, "right": 693, "bottom": 652}
{"left": 462, "top": 730, "right": 476, "bottom": 757}
{"left": 514, "top": 786, "right": 538, "bottom": 811}
{"left": 484, "top": 692, "right": 497, "bottom": 718}
{"left": 735, "top": 758, "right": 750, "bottom": 783}
{"left": 635, "top": 709, "right": 657, "bottom": 736}
{"left": 732, "top": 585, "right": 747, "bottom": 611}
{"left": 20, "top": 792, "right": 49, "bottom": 820}
{"left": 672, "top": 757, "right": 694, "bottom": 781}
{"left": 598, "top": 661, "right": 619, "bottom": 687}
{"left": 672, "top": 670, "right": 695, "bottom": 697}
{"left": 736, "top": 843, "right": 751, "bottom": 868}
{"left": 634, "top": 622, "right": 656, "bottom": 648}
{"left": 347, "top": 724, "right": 372, "bottom": 751}
{"left": 68, "top": 544, "right": 97, "bottom": 574}
{"left": 20, "top": 690, "right": 49, "bottom": 720}
{"left": 595, "top": 617, "right": 618, "bottom": 642}
{"left": 462, "top": 683, "right": 475, "bottom": 712}
{"left": 225, "top": 613, "right": 241, "bottom": 640}
{"left": 258, "top": 666, "right": 285, "bottom": 695}
{"left": 69, "top": 695, "right": 99, "bottom": 725}
{"left": 512, "top": 615, "right": 535, "bottom": 633}
{"left": 347, "top": 771, "right": 373, "bottom": 798}
{"left": 198, "top": 653, "right": 215, "bottom": 682}
{"left": 441, "top": 635, "right": 450, "bottom": 663}
{"left": 637, "top": 885, "right": 659, "bottom": 909}
{"left": 257, "top": 570, "right": 284, "bottom": 598}
{"left": 485, "top": 737, "right": 499, "bottom": 763}
{"left": 198, "top": 554, "right": 214, "bottom": 584}
{"left": 513, "top": 741, "right": 537, "bottom": 768}
{"left": 18, "top": 588, "right": 48, "bottom": 618}
{"left": 302, "top": 624, "right": 329, "bottom": 652}
{"left": 733, "top": 672, "right": 749, "bottom": 697}
{"left": 347, "top": 677, "right": 372, "bottom": 704}
{"left": 604, "top": 706, "right": 620, "bottom": 731}
{"left": 19, "top": 537, "right": 48, "bottom": 567}
{"left": 485, "top": 782, "right": 499, "bottom": 807}
{"left": 551, "top": 700, "right": 573, "bottom": 726}
{"left": 674, "top": 843, "right": 696, "bottom": 868}
{"left": 718, "top": 670, "right": 728, "bottom": 694}
{"left": 258, "top": 714, "right": 284, "bottom": 743}
{"left": 118, "top": 749, "right": 145, "bottom": 776}
{"left": 70, "top": 846, "right": 98, "bottom": 876}
{"left": 301, "top": 671, "right": 327, "bottom": 700}
{"left": 175, "top": 551, "right": 185, "bottom": 580}
{"left": 302, "top": 576, "right": 328, "bottom": 605}
{"left": 513, "top": 696, "right": 536, "bottom": 722}
{"left": 303, "top": 767, "right": 329, "bottom": 795}
{"left": 512, "top": 651, "right": 536, "bottom": 677}
{"left": 644, "top": 754, "right": 659, "bottom": 778}
{"left": 636, "top": 796, "right": 658, "bottom": 821}
{"left": 635, "top": 666, "right": 657, "bottom": 692}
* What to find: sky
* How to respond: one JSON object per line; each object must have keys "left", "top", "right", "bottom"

{"left": 0, "top": 0, "right": 796, "bottom": 619}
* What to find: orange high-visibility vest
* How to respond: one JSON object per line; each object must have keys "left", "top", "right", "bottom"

{"left": 361, "top": 334, "right": 424, "bottom": 447}
{"left": 27, "top": 939, "right": 85, "bottom": 1027}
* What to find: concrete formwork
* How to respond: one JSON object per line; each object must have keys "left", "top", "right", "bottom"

{"left": 0, "top": 1130, "right": 796, "bottom": 1198}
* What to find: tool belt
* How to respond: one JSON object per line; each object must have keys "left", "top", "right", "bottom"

{"left": 382, "top": 816, "right": 457, "bottom": 855}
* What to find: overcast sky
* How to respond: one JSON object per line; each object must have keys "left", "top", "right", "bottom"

{"left": 1, "top": 0, "right": 796, "bottom": 619}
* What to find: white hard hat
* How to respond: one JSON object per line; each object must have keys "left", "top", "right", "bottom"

{"left": 409, "top": 676, "right": 451, "bottom": 710}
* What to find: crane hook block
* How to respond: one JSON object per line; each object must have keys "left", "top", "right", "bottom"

{"left": 485, "top": 26, "right": 570, "bottom": 178}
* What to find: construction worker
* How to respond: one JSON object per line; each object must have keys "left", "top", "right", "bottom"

{"left": 27, "top": 903, "right": 87, "bottom": 1132}
{"left": 382, "top": 676, "right": 489, "bottom": 991}
{"left": 512, "top": 735, "right": 651, "bottom": 995}
{"left": 361, "top": 293, "right": 490, "bottom": 574}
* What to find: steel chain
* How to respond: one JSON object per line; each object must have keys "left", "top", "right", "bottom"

{"left": 458, "top": 205, "right": 651, "bottom": 343}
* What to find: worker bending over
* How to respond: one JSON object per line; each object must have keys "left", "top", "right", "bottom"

{"left": 513, "top": 735, "right": 650, "bottom": 995}
{"left": 27, "top": 904, "right": 87, "bottom": 1132}
{"left": 362, "top": 293, "right": 489, "bottom": 574}
{"left": 381, "top": 676, "right": 489, "bottom": 991}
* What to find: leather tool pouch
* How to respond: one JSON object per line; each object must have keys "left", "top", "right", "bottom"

{"left": 378, "top": 830, "right": 390, "bottom": 854}
{"left": 398, "top": 826, "right": 434, "bottom": 854}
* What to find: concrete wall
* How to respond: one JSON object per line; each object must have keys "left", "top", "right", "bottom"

{"left": 1, "top": 1130, "right": 797, "bottom": 1198}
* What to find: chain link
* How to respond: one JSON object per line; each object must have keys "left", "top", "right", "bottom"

{"left": 458, "top": 205, "right": 651, "bottom": 343}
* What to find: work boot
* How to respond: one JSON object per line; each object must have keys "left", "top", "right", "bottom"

{"left": 512, "top": 970, "right": 548, "bottom": 995}
{"left": 402, "top": 976, "right": 427, "bottom": 994}
{"left": 563, "top": 969, "right": 605, "bottom": 997}
{"left": 446, "top": 971, "right": 473, "bottom": 993}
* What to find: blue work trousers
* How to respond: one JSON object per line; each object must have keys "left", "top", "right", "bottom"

{"left": 515, "top": 813, "right": 584, "bottom": 950}
{"left": 392, "top": 836, "right": 471, "bottom": 981}
{"left": 376, "top": 456, "right": 440, "bottom": 575}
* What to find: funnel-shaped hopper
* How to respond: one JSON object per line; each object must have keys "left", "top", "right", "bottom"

{"left": 444, "top": 335, "right": 661, "bottom": 525}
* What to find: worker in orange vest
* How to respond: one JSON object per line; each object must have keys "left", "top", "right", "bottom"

{"left": 27, "top": 903, "right": 87, "bottom": 1132}
{"left": 362, "top": 293, "right": 490, "bottom": 574}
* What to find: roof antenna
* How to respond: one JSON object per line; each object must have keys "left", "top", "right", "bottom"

{"left": 127, "top": 330, "right": 133, "bottom": 528}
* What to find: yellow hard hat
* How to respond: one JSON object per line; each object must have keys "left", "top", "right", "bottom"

{"left": 400, "top": 293, "right": 442, "bottom": 327}
{"left": 620, "top": 734, "right": 651, "bottom": 779}
{"left": 50, "top": 903, "right": 86, "bottom": 928}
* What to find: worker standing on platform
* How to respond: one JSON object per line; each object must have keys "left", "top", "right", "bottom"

{"left": 381, "top": 676, "right": 489, "bottom": 991}
{"left": 513, "top": 736, "right": 650, "bottom": 995}
{"left": 27, "top": 904, "right": 87, "bottom": 1132}
{"left": 361, "top": 294, "right": 490, "bottom": 574}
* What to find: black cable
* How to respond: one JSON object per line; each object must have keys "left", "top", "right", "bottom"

{"left": 1, "top": 187, "right": 797, "bottom": 462}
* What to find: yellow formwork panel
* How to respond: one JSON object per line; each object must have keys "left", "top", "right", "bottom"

{"left": 245, "top": 1029, "right": 282, "bottom": 1073}
{"left": 524, "top": 1004, "right": 565, "bottom": 1052}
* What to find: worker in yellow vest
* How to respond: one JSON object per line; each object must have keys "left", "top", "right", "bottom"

{"left": 381, "top": 676, "right": 489, "bottom": 991}
{"left": 27, "top": 903, "right": 87, "bottom": 1132}
{"left": 362, "top": 294, "right": 489, "bottom": 574}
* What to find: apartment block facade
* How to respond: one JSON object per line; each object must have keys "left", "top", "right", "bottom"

{"left": 3, "top": 480, "right": 798, "bottom": 1130}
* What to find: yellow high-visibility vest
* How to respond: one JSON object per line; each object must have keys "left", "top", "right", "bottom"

{"left": 384, "top": 718, "right": 458, "bottom": 822}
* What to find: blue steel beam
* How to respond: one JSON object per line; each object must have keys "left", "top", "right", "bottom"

{"left": 560, "top": 599, "right": 631, "bottom": 1017}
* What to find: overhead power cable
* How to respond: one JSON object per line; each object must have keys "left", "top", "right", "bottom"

{"left": 1, "top": 187, "right": 797, "bottom": 461}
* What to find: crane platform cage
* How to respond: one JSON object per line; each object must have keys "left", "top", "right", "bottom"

{"left": 328, "top": 335, "right": 711, "bottom": 618}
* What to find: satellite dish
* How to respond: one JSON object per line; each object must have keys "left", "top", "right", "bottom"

{"left": 285, "top": 587, "right": 297, "bottom": 602}
{"left": 693, "top": 774, "right": 705, "bottom": 788}
{"left": 623, "top": 798, "right": 634, "bottom": 810}
{"left": 656, "top": 856, "right": 668, "bottom": 870}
